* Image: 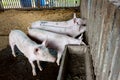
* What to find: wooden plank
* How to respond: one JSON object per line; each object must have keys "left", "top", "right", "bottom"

{"left": 100, "top": 3, "right": 117, "bottom": 80}
{"left": 95, "top": 1, "right": 107, "bottom": 80}
{"left": 81, "top": 0, "right": 120, "bottom": 80}
{"left": 93, "top": 0, "right": 104, "bottom": 75}
{"left": 80, "top": 0, "right": 88, "bottom": 18}
{"left": 108, "top": 7, "right": 120, "bottom": 80}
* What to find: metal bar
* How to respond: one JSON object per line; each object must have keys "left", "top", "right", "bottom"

{"left": 0, "top": 0, "right": 80, "bottom": 9}
{"left": 0, "top": 0, "right": 4, "bottom": 11}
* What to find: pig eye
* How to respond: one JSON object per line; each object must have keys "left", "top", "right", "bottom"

{"left": 34, "top": 48, "right": 39, "bottom": 55}
{"left": 35, "top": 48, "right": 39, "bottom": 52}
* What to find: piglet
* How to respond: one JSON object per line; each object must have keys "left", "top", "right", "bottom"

{"left": 28, "top": 28, "right": 85, "bottom": 65}
{"left": 31, "top": 13, "right": 86, "bottom": 37}
{"left": 9, "top": 30, "right": 56, "bottom": 76}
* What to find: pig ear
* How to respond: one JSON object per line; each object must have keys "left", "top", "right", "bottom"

{"left": 73, "top": 13, "right": 77, "bottom": 23}
{"left": 42, "top": 40, "right": 48, "bottom": 46}
{"left": 73, "top": 13, "right": 76, "bottom": 18}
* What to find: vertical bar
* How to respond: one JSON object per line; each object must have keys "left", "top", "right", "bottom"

{"left": 58, "top": 0, "right": 59, "bottom": 7}
{"left": 6, "top": 0, "right": 8, "bottom": 8}
{"left": 10, "top": 0, "right": 11, "bottom": 8}
{"left": 67, "top": 0, "right": 68, "bottom": 7}
{"left": 17, "top": 0, "right": 20, "bottom": 8}
{"left": 59, "top": 0, "right": 60, "bottom": 7}
{"left": 73, "top": 0, "right": 76, "bottom": 7}
{"left": 0, "top": 0, "right": 4, "bottom": 11}
{"left": 8, "top": 0, "right": 9, "bottom": 8}
{"left": 32, "top": 0, "right": 35, "bottom": 8}
{"left": 10, "top": 0, "right": 13, "bottom": 8}
{"left": 65, "top": 0, "right": 66, "bottom": 7}
{"left": 56, "top": 0, "right": 57, "bottom": 7}
{"left": 10, "top": 0, "right": 12, "bottom": 8}
{"left": 13, "top": 0, "right": 14, "bottom": 8}
{"left": 14, "top": 0, "right": 15, "bottom": 8}
{"left": 117, "top": 72, "right": 120, "bottom": 80}
{"left": 56, "top": 0, "right": 58, "bottom": 7}
{"left": 46, "top": 0, "right": 48, "bottom": 8}
{"left": 108, "top": 36, "right": 120, "bottom": 80}
{"left": 17, "top": 0, "right": 19, "bottom": 8}
{"left": 15, "top": 0, "right": 17, "bottom": 8}
{"left": 57, "top": 0, "right": 59, "bottom": 7}
{"left": 61, "top": 0, "right": 62, "bottom": 7}
{"left": 74, "top": 0, "right": 76, "bottom": 7}
{"left": 6, "top": 0, "right": 7, "bottom": 8}
{"left": 3, "top": 0, "right": 6, "bottom": 9}
{"left": 59, "top": 0, "right": 61, "bottom": 7}
{"left": 11, "top": 0, "right": 13, "bottom": 8}
{"left": 38, "top": 0, "right": 40, "bottom": 8}
{"left": 68, "top": 0, "right": 69, "bottom": 7}
{"left": 15, "top": 0, "right": 16, "bottom": 8}
{"left": 16, "top": 0, "right": 18, "bottom": 8}
{"left": 65, "top": 0, "right": 67, "bottom": 7}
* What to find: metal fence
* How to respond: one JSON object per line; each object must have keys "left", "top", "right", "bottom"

{"left": 0, "top": 0, "right": 80, "bottom": 9}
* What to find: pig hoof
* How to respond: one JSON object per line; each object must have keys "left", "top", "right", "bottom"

{"left": 57, "top": 63, "right": 60, "bottom": 66}
{"left": 56, "top": 61, "right": 60, "bottom": 66}
{"left": 32, "top": 70, "right": 37, "bottom": 76}
{"left": 40, "top": 68, "right": 43, "bottom": 71}
{"left": 14, "top": 55, "right": 16, "bottom": 57}
{"left": 33, "top": 72, "right": 37, "bottom": 76}
{"left": 13, "top": 54, "right": 16, "bottom": 57}
{"left": 38, "top": 66, "right": 43, "bottom": 71}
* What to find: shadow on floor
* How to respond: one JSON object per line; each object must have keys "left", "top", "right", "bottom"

{"left": 0, "top": 45, "right": 59, "bottom": 80}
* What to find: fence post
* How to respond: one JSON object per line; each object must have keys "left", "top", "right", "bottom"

{"left": 0, "top": 0, "right": 4, "bottom": 12}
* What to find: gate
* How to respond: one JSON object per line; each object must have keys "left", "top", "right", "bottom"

{"left": 0, "top": 0, "right": 80, "bottom": 10}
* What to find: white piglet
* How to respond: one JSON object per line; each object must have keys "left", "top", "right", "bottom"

{"left": 31, "top": 13, "right": 86, "bottom": 37}
{"left": 9, "top": 30, "right": 56, "bottom": 76}
{"left": 28, "top": 28, "right": 85, "bottom": 65}
{"left": 31, "top": 13, "right": 86, "bottom": 28}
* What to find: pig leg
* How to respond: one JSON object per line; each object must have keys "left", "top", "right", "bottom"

{"left": 9, "top": 42, "right": 16, "bottom": 57}
{"left": 29, "top": 60, "right": 36, "bottom": 76}
{"left": 81, "top": 41, "right": 86, "bottom": 45}
{"left": 56, "top": 51, "right": 63, "bottom": 65}
{"left": 37, "top": 60, "right": 43, "bottom": 71}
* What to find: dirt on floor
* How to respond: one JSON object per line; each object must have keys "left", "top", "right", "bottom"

{"left": 0, "top": 45, "right": 59, "bottom": 80}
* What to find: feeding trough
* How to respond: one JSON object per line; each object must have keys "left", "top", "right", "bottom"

{"left": 57, "top": 45, "right": 94, "bottom": 80}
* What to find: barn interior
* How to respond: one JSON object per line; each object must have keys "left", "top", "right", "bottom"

{"left": 0, "top": 0, "right": 120, "bottom": 80}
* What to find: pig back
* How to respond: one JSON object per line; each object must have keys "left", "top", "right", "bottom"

{"left": 10, "top": 30, "right": 36, "bottom": 47}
